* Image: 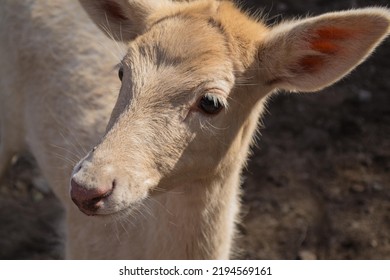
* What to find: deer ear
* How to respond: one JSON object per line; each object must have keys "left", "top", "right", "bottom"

{"left": 78, "top": 0, "right": 172, "bottom": 41}
{"left": 259, "top": 8, "right": 390, "bottom": 92}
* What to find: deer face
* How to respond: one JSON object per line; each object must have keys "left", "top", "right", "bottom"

{"left": 70, "top": 7, "right": 247, "bottom": 216}
{"left": 71, "top": 0, "right": 390, "bottom": 216}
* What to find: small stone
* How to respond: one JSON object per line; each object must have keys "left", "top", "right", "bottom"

{"left": 358, "top": 89, "right": 372, "bottom": 102}
{"left": 350, "top": 221, "right": 361, "bottom": 229}
{"left": 328, "top": 187, "right": 341, "bottom": 198}
{"left": 370, "top": 240, "right": 378, "bottom": 248}
{"left": 351, "top": 184, "right": 365, "bottom": 193}
{"left": 11, "top": 154, "right": 19, "bottom": 166}
{"left": 281, "top": 204, "right": 291, "bottom": 214}
{"left": 32, "top": 190, "right": 44, "bottom": 202}
{"left": 298, "top": 250, "right": 317, "bottom": 260}
{"left": 372, "top": 183, "right": 383, "bottom": 192}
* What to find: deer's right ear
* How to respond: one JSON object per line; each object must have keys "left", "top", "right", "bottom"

{"left": 257, "top": 8, "right": 390, "bottom": 93}
{"left": 79, "top": 0, "right": 172, "bottom": 41}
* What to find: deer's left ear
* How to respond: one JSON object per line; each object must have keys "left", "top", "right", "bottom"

{"left": 258, "top": 8, "right": 390, "bottom": 92}
{"left": 79, "top": 0, "right": 173, "bottom": 41}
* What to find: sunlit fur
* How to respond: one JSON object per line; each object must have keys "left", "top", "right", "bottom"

{"left": 1, "top": 0, "right": 389, "bottom": 259}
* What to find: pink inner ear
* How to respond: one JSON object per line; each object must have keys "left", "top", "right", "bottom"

{"left": 299, "top": 55, "right": 325, "bottom": 72}
{"left": 316, "top": 26, "right": 353, "bottom": 40}
{"left": 102, "top": 0, "right": 128, "bottom": 21}
{"left": 298, "top": 26, "right": 355, "bottom": 73}
{"left": 311, "top": 39, "right": 339, "bottom": 54}
{"left": 310, "top": 26, "right": 355, "bottom": 55}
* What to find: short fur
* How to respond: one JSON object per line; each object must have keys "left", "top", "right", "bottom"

{"left": 0, "top": 0, "right": 389, "bottom": 259}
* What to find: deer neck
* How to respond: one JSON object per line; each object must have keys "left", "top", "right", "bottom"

{"left": 138, "top": 168, "right": 241, "bottom": 259}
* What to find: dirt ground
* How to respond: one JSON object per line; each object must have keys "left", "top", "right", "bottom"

{"left": 0, "top": 0, "right": 389, "bottom": 260}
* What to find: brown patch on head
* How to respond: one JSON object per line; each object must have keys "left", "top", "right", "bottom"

{"left": 101, "top": 0, "right": 128, "bottom": 21}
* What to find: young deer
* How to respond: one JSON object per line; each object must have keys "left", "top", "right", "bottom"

{"left": 0, "top": 0, "right": 389, "bottom": 259}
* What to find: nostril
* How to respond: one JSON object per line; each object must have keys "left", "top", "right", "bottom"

{"left": 100, "top": 184, "right": 114, "bottom": 199}
{"left": 70, "top": 178, "right": 115, "bottom": 214}
{"left": 74, "top": 163, "right": 82, "bottom": 173}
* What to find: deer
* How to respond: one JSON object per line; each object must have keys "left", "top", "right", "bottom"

{"left": 0, "top": 0, "right": 389, "bottom": 259}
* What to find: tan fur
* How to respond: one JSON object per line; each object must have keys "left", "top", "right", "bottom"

{"left": 1, "top": 0, "right": 389, "bottom": 259}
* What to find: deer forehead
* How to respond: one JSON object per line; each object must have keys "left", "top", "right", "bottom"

{"left": 120, "top": 16, "right": 237, "bottom": 105}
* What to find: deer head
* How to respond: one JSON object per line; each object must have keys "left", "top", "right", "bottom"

{"left": 70, "top": 0, "right": 390, "bottom": 216}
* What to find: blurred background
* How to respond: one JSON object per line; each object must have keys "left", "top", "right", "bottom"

{"left": 0, "top": 0, "right": 389, "bottom": 259}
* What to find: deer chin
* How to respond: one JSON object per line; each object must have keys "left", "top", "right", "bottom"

{"left": 81, "top": 200, "right": 146, "bottom": 218}
{"left": 76, "top": 183, "right": 151, "bottom": 217}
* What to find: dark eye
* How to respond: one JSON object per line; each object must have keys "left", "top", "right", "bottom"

{"left": 118, "top": 66, "right": 124, "bottom": 81}
{"left": 198, "top": 94, "right": 224, "bottom": 115}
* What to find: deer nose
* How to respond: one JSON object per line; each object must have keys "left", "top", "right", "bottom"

{"left": 70, "top": 178, "right": 115, "bottom": 215}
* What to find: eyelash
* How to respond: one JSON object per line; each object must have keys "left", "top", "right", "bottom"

{"left": 197, "top": 92, "right": 226, "bottom": 115}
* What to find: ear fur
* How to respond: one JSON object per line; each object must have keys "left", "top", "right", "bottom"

{"left": 78, "top": 0, "right": 173, "bottom": 41}
{"left": 259, "top": 8, "right": 390, "bottom": 92}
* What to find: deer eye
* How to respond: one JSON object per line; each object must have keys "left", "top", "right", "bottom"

{"left": 118, "top": 66, "right": 124, "bottom": 81}
{"left": 198, "top": 94, "right": 224, "bottom": 115}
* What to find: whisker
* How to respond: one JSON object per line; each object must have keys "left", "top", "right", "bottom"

{"left": 148, "top": 197, "right": 174, "bottom": 217}
{"left": 50, "top": 144, "right": 83, "bottom": 163}
{"left": 43, "top": 104, "right": 88, "bottom": 158}
{"left": 51, "top": 152, "right": 78, "bottom": 167}
{"left": 152, "top": 186, "right": 184, "bottom": 196}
